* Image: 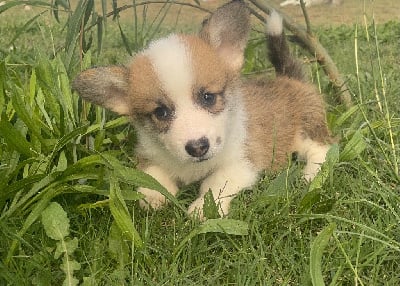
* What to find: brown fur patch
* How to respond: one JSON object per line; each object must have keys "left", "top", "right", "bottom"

{"left": 243, "top": 76, "right": 332, "bottom": 171}
{"left": 127, "top": 55, "right": 175, "bottom": 132}
{"left": 181, "top": 35, "right": 232, "bottom": 114}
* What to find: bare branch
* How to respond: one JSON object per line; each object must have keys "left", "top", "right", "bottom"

{"left": 299, "top": 0, "right": 313, "bottom": 36}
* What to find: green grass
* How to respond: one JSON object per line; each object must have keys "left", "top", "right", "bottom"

{"left": 1, "top": 1, "right": 399, "bottom": 285}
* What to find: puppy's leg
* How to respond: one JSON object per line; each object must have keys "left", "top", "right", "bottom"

{"left": 295, "top": 134, "right": 331, "bottom": 181}
{"left": 188, "top": 162, "right": 257, "bottom": 219}
{"left": 138, "top": 165, "right": 178, "bottom": 209}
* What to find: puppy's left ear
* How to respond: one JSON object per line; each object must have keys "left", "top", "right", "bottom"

{"left": 200, "top": 0, "right": 250, "bottom": 72}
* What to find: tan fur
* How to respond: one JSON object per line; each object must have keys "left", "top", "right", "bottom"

{"left": 183, "top": 35, "right": 232, "bottom": 114}
{"left": 127, "top": 55, "right": 163, "bottom": 115}
{"left": 126, "top": 55, "right": 179, "bottom": 132}
{"left": 243, "top": 77, "right": 331, "bottom": 171}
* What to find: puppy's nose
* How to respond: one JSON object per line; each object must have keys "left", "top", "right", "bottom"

{"left": 185, "top": 137, "right": 209, "bottom": 158}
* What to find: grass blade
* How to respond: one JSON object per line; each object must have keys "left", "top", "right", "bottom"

{"left": 100, "top": 153, "right": 186, "bottom": 212}
{"left": 0, "top": 115, "right": 34, "bottom": 158}
{"left": 310, "top": 223, "right": 336, "bottom": 286}
{"left": 340, "top": 130, "right": 367, "bottom": 162}
{"left": 109, "top": 176, "right": 143, "bottom": 249}
{"left": 64, "top": 0, "right": 88, "bottom": 71}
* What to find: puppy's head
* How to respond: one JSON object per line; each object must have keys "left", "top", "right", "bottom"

{"left": 73, "top": 1, "right": 250, "bottom": 163}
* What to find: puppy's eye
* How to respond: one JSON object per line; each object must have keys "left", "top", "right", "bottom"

{"left": 199, "top": 91, "right": 217, "bottom": 107}
{"left": 153, "top": 105, "right": 172, "bottom": 121}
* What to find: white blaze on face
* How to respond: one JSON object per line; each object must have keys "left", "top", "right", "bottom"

{"left": 145, "top": 35, "right": 193, "bottom": 102}
{"left": 144, "top": 35, "right": 228, "bottom": 161}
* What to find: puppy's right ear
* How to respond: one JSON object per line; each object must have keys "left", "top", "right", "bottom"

{"left": 72, "top": 66, "right": 131, "bottom": 115}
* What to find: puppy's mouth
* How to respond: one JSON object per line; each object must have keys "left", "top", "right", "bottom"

{"left": 188, "top": 155, "right": 211, "bottom": 163}
{"left": 196, "top": 156, "right": 210, "bottom": 163}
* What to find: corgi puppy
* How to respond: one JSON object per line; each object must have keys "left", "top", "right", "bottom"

{"left": 73, "top": 0, "right": 332, "bottom": 219}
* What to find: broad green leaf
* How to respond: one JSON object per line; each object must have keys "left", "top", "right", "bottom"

{"left": 29, "top": 68, "right": 37, "bottom": 107}
{"left": 108, "top": 221, "right": 129, "bottom": 265}
{"left": 96, "top": 16, "right": 104, "bottom": 56}
{"left": 55, "top": 56, "right": 76, "bottom": 124}
{"left": 298, "top": 191, "right": 336, "bottom": 214}
{"left": 101, "top": 0, "right": 107, "bottom": 21}
{"left": 255, "top": 165, "right": 300, "bottom": 207}
{"left": 101, "top": 153, "right": 186, "bottom": 212}
{"left": 203, "top": 190, "right": 220, "bottom": 219}
{"left": 0, "top": 61, "right": 6, "bottom": 115}
{"left": 86, "top": 116, "right": 129, "bottom": 134}
{"left": 174, "top": 219, "right": 249, "bottom": 259}
{"left": 64, "top": 0, "right": 86, "bottom": 69}
{"left": 56, "top": 151, "right": 68, "bottom": 172}
{"left": 299, "top": 191, "right": 322, "bottom": 213}
{"left": 81, "top": 276, "right": 96, "bottom": 286}
{"left": 63, "top": 276, "right": 79, "bottom": 286}
{"left": 109, "top": 177, "right": 143, "bottom": 248}
{"left": 35, "top": 57, "right": 62, "bottom": 126}
{"left": 310, "top": 223, "right": 336, "bottom": 286}
{"left": 0, "top": 114, "right": 34, "bottom": 157}
{"left": 1, "top": 173, "right": 46, "bottom": 202}
{"left": 60, "top": 257, "right": 81, "bottom": 286}
{"left": 45, "top": 123, "right": 89, "bottom": 173}
{"left": 333, "top": 105, "right": 359, "bottom": 127}
{"left": 312, "top": 199, "right": 336, "bottom": 214}
{"left": 340, "top": 130, "right": 367, "bottom": 161}
{"left": 94, "top": 129, "right": 106, "bottom": 151}
{"left": 41, "top": 202, "right": 70, "bottom": 241}
{"left": 11, "top": 90, "right": 48, "bottom": 149}
{"left": 197, "top": 219, "right": 249, "bottom": 235}
{"left": 5, "top": 187, "right": 59, "bottom": 264}
{"left": 52, "top": 0, "right": 60, "bottom": 22}
{"left": 35, "top": 88, "right": 55, "bottom": 133}
{"left": 55, "top": 237, "right": 79, "bottom": 259}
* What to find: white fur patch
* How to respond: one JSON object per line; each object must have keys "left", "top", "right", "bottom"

{"left": 138, "top": 165, "right": 179, "bottom": 209}
{"left": 188, "top": 159, "right": 257, "bottom": 218}
{"left": 267, "top": 10, "right": 283, "bottom": 36}
{"left": 294, "top": 135, "right": 330, "bottom": 181}
{"left": 144, "top": 34, "right": 193, "bottom": 102}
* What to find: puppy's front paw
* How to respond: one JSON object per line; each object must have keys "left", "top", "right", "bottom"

{"left": 188, "top": 198, "right": 205, "bottom": 220}
{"left": 138, "top": 187, "right": 166, "bottom": 210}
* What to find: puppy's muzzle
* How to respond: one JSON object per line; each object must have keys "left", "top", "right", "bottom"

{"left": 185, "top": 137, "right": 209, "bottom": 158}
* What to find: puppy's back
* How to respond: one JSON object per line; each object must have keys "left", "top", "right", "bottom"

{"left": 243, "top": 77, "right": 330, "bottom": 171}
